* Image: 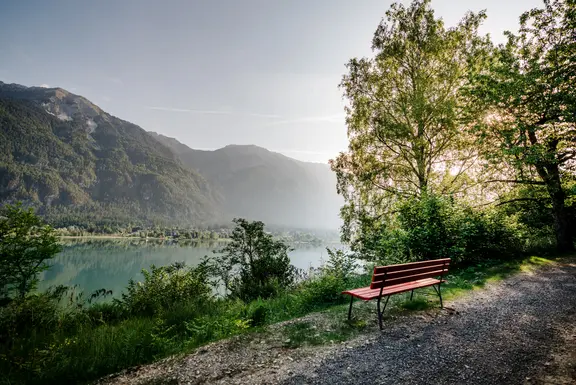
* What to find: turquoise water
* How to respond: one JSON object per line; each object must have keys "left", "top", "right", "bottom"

{"left": 39, "top": 238, "right": 340, "bottom": 297}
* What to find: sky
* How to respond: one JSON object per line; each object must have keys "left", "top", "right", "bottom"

{"left": 0, "top": 0, "right": 542, "bottom": 163}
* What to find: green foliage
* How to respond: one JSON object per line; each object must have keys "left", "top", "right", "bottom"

{"left": 212, "top": 218, "right": 296, "bottom": 302}
{"left": 246, "top": 304, "right": 268, "bottom": 327}
{"left": 355, "top": 194, "right": 522, "bottom": 265}
{"left": 117, "top": 262, "right": 212, "bottom": 317}
{"left": 331, "top": 0, "right": 489, "bottom": 248}
{"left": 323, "top": 248, "right": 358, "bottom": 283}
{"left": 466, "top": 0, "right": 576, "bottom": 251}
{"left": 0, "top": 203, "right": 62, "bottom": 300}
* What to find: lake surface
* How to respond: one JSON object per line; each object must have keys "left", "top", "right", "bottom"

{"left": 39, "top": 238, "right": 341, "bottom": 297}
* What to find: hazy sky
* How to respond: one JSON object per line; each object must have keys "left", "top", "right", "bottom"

{"left": 0, "top": 0, "right": 541, "bottom": 163}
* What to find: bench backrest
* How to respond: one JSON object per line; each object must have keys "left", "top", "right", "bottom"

{"left": 370, "top": 258, "right": 450, "bottom": 290}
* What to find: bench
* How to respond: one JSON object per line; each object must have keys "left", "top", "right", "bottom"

{"left": 342, "top": 258, "right": 450, "bottom": 330}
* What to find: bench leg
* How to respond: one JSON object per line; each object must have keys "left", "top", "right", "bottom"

{"left": 432, "top": 284, "right": 443, "bottom": 308}
{"left": 438, "top": 283, "right": 443, "bottom": 308}
{"left": 410, "top": 290, "right": 414, "bottom": 301}
{"left": 348, "top": 296, "right": 354, "bottom": 320}
{"left": 376, "top": 295, "right": 390, "bottom": 330}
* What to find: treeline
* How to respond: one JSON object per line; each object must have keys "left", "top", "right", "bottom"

{"left": 54, "top": 225, "right": 229, "bottom": 240}
{"left": 54, "top": 221, "right": 329, "bottom": 244}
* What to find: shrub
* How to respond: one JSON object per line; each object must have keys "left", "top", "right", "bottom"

{"left": 0, "top": 203, "right": 62, "bottom": 301}
{"left": 117, "top": 262, "right": 212, "bottom": 317}
{"left": 0, "top": 291, "right": 61, "bottom": 346}
{"left": 247, "top": 304, "right": 268, "bottom": 326}
{"left": 322, "top": 248, "right": 358, "bottom": 283}
{"left": 300, "top": 275, "right": 346, "bottom": 306}
{"left": 211, "top": 218, "right": 296, "bottom": 302}
{"left": 365, "top": 194, "right": 522, "bottom": 265}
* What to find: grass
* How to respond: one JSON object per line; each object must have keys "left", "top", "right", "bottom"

{"left": 276, "top": 255, "right": 557, "bottom": 348}
{"left": 0, "top": 255, "right": 557, "bottom": 385}
{"left": 441, "top": 255, "right": 555, "bottom": 299}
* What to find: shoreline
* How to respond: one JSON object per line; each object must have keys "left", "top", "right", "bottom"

{"left": 57, "top": 235, "right": 230, "bottom": 241}
{"left": 57, "top": 236, "right": 338, "bottom": 245}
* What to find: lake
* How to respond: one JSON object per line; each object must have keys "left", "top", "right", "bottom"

{"left": 39, "top": 238, "right": 342, "bottom": 297}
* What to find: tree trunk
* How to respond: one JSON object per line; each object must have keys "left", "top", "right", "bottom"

{"left": 543, "top": 166, "right": 574, "bottom": 252}
{"left": 527, "top": 129, "right": 574, "bottom": 252}
{"left": 550, "top": 190, "right": 574, "bottom": 252}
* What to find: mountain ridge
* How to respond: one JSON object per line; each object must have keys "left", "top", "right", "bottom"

{"left": 0, "top": 81, "right": 342, "bottom": 230}
{"left": 0, "top": 81, "right": 220, "bottom": 227}
{"left": 149, "top": 132, "right": 343, "bottom": 230}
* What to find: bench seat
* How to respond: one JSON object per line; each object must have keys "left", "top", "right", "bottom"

{"left": 342, "top": 278, "right": 446, "bottom": 300}
{"left": 342, "top": 258, "right": 450, "bottom": 329}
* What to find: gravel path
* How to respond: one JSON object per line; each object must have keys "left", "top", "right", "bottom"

{"left": 282, "top": 259, "right": 576, "bottom": 385}
{"left": 103, "top": 259, "right": 576, "bottom": 385}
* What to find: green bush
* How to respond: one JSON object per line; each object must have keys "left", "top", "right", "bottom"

{"left": 211, "top": 218, "right": 296, "bottom": 302}
{"left": 117, "top": 262, "right": 212, "bottom": 317}
{"left": 367, "top": 194, "right": 522, "bottom": 265}
{"left": 296, "top": 249, "right": 360, "bottom": 309}
{"left": 301, "top": 275, "right": 346, "bottom": 306}
{"left": 322, "top": 248, "right": 358, "bottom": 283}
{"left": 248, "top": 305, "right": 268, "bottom": 326}
{"left": 0, "top": 291, "right": 61, "bottom": 346}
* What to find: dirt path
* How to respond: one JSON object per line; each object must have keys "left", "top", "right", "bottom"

{"left": 102, "top": 258, "right": 576, "bottom": 385}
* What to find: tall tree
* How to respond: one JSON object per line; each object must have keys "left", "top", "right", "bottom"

{"left": 331, "top": 0, "right": 488, "bottom": 246}
{"left": 0, "top": 203, "right": 62, "bottom": 300}
{"left": 469, "top": 0, "right": 576, "bottom": 251}
{"left": 213, "top": 218, "right": 295, "bottom": 301}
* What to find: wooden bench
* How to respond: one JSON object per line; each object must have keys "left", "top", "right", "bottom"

{"left": 342, "top": 258, "right": 450, "bottom": 330}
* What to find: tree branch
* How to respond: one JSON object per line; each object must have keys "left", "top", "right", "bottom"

{"left": 495, "top": 197, "right": 551, "bottom": 206}
{"left": 483, "top": 179, "right": 546, "bottom": 185}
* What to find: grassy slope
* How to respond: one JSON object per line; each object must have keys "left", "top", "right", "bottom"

{"left": 1, "top": 256, "right": 556, "bottom": 385}
{"left": 275, "top": 256, "right": 557, "bottom": 349}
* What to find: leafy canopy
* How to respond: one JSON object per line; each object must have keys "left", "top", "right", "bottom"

{"left": 215, "top": 218, "right": 296, "bottom": 302}
{"left": 0, "top": 203, "right": 62, "bottom": 300}
{"left": 467, "top": 0, "right": 576, "bottom": 251}
{"left": 331, "top": 0, "right": 488, "bottom": 248}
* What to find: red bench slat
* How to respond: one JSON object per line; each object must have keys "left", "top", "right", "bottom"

{"left": 372, "top": 264, "right": 450, "bottom": 281}
{"left": 373, "top": 258, "right": 451, "bottom": 275}
{"left": 370, "top": 269, "right": 448, "bottom": 289}
{"left": 343, "top": 278, "right": 445, "bottom": 300}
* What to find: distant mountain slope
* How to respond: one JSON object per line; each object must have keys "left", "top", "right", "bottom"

{"left": 0, "top": 82, "right": 219, "bottom": 226}
{"left": 150, "top": 133, "right": 343, "bottom": 229}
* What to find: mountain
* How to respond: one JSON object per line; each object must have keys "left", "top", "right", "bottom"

{"left": 0, "top": 81, "right": 342, "bottom": 230}
{"left": 0, "top": 81, "right": 220, "bottom": 227}
{"left": 150, "top": 133, "right": 343, "bottom": 229}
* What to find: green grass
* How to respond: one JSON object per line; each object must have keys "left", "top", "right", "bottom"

{"left": 442, "top": 255, "right": 554, "bottom": 299}
{"left": 0, "top": 255, "right": 558, "bottom": 385}
{"left": 274, "top": 255, "right": 558, "bottom": 348}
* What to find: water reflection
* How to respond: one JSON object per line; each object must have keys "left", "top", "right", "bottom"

{"left": 39, "top": 238, "right": 340, "bottom": 297}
